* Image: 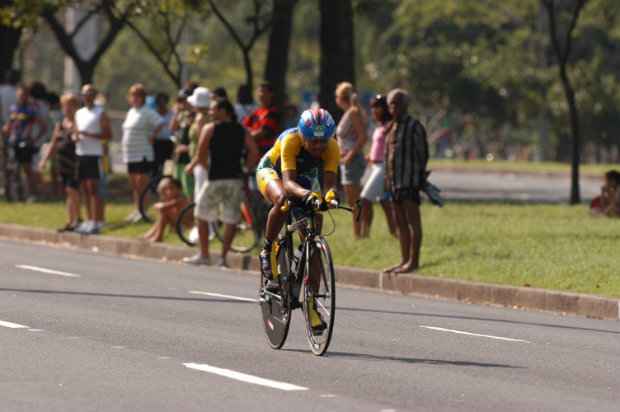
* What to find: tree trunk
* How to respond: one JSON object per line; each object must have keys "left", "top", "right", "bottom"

{"left": 559, "top": 64, "right": 581, "bottom": 204}
{"left": 264, "top": 0, "right": 297, "bottom": 105}
{"left": 76, "top": 62, "right": 95, "bottom": 86}
{"left": 318, "top": 0, "right": 355, "bottom": 118}
{"left": 242, "top": 49, "right": 254, "bottom": 95}
{"left": 0, "top": 23, "right": 21, "bottom": 77}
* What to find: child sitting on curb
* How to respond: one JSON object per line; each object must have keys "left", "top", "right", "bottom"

{"left": 591, "top": 170, "right": 620, "bottom": 217}
{"left": 143, "top": 176, "right": 192, "bottom": 242}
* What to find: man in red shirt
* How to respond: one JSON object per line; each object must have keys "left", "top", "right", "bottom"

{"left": 242, "top": 82, "right": 281, "bottom": 155}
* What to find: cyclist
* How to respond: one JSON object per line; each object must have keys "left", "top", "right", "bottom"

{"left": 256, "top": 107, "right": 340, "bottom": 334}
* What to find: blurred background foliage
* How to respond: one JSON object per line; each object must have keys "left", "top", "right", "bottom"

{"left": 3, "top": 0, "right": 620, "bottom": 163}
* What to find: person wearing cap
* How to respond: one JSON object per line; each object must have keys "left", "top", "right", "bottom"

{"left": 185, "top": 86, "right": 211, "bottom": 199}
{"left": 383, "top": 88, "right": 429, "bottom": 274}
{"left": 122, "top": 83, "right": 165, "bottom": 222}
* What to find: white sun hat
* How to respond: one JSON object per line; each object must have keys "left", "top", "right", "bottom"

{"left": 187, "top": 87, "right": 211, "bottom": 108}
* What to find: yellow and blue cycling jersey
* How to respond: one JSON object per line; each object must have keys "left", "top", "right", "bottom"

{"left": 256, "top": 127, "right": 340, "bottom": 197}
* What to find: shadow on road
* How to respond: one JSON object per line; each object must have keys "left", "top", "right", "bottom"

{"left": 284, "top": 348, "right": 522, "bottom": 368}
{"left": 0, "top": 288, "right": 254, "bottom": 304}
{"left": 339, "top": 306, "right": 620, "bottom": 335}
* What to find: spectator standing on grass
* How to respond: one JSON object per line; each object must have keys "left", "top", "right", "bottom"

{"left": 359, "top": 94, "right": 397, "bottom": 238}
{"left": 243, "top": 82, "right": 280, "bottom": 156}
{"left": 183, "top": 99, "right": 259, "bottom": 267}
{"left": 170, "top": 87, "right": 196, "bottom": 198}
{"left": 1, "top": 84, "right": 48, "bottom": 201}
{"left": 234, "top": 84, "right": 256, "bottom": 123}
{"left": 153, "top": 92, "right": 174, "bottom": 176}
{"left": 335, "top": 81, "right": 368, "bottom": 238}
{"left": 38, "top": 92, "right": 81, "bottom": 232}
{"left": 186, "top": 86, "right": 211, "bottom": 198}
{"left": 74, "top": 84, "right": 112, "bottom": 235}
{"left": 122, "top": 83, "right": 165, "bottom": 222}
{"left": 383, "top": 89, "right": 429, "bottom": 274}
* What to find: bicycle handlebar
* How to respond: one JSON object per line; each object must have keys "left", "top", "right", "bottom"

{"left": 279, "top": 199, "right": 352, "bottom": 213}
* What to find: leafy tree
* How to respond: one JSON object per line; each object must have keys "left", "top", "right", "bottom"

{"left": 264, "top": 0, "right": 297, "bottom": 104}
{"left": 205, "top": 0, "right": 272, "bottom": 93}
{"left": 125, "top": 0, "right": 192, "bottom": 88}
{"left": 319, "top": 0, "right": 355, "bottom": 117}
{"left": 541, "top": 0, "right": 589, "bottom": 204}
{"left": 42, "top": 0, "right": 137, "bottom": 85}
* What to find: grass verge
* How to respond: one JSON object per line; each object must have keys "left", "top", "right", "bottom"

{"left": 0, "top": 200, "right": 619, "bottom": 298}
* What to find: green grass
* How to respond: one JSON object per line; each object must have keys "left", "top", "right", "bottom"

{"left": 1, "top": 200, "right": 619, "bottom": 298}
{"left": 429, "top": 159, "right": 615, "bottom": 177}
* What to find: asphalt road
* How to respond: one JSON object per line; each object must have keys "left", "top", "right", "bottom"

{"left": 1, "top": 240, "right": 618, "bottom": 412}
{"left": 431, "top": 171, "right": 600, "bottom": 203}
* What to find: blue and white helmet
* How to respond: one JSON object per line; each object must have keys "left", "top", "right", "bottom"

{"left": 298, "top": 108, "right": 336, "bottom": 141}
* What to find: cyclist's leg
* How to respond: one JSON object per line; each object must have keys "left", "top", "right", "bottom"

{"left": 256, "top": 168, "right": 286, "bottom": 286}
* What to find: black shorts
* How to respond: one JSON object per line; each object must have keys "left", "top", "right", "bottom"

{"left": 60, "top": 173, "right": 80, "bottom": 190}
{"left": 14, "top": 142, "right": 37, "bottom": 164}
{"left": 153, "top": 139, "right": 174, "bottom": 170}
{"left": 78, "top": 156, "right": 101, "bottom": 181}
{"left": 389, "top": 188, "right": 421, "bottom": 204}
{"left": 127, "top": 159, "right": 153, "bottom": 175}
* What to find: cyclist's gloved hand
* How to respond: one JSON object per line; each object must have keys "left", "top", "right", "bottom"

{"left": 324, "top": 189, "right": 339, "bottom": 207}
{"left": 302, "top": 191, "right": 322, "bottom": 210}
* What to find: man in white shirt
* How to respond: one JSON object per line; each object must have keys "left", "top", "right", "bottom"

{"left": 75, "top": 84, "right": 112, "bottom": 235}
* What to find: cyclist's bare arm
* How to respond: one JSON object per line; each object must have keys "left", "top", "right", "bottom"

{"left": 322, "top": 171, "right": 337, "bottom": 197}
{"left": 282, "top": 170, "right": 309, "bottom": 199}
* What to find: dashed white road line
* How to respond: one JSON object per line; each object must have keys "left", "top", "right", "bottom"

{"left": 184, "top": 362, "right": 308, "bottom": 391}
{"left": 420, "top": 325, "right": 531, "bottom": 343}
{"left": 0, "top": 319, "right": 29, "bottom": 329}
{"left": 16, "top": 264, "right": 80, "bottom": 278}
{"left": 189, "top": 290, "right": 258, "bottom": 303}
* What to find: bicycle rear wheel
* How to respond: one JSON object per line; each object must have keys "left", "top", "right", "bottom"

{"left": 259, "top": 239, "right": 292, "bottom": 349}
{"left": 214, "top": 201, "right": 260, "bottom": 253}
{"left": 302, "top": 237, "right": 336, "bottom": 356}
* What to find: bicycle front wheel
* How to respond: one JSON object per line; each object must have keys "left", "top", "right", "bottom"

{"left": 259, "top": 239, "right": 292, "bottom": 349}
{"left": 302, "top": 237, "right": 336, "bottom": 356}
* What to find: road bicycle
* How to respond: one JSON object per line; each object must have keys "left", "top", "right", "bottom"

{"left": 175, "top": 178, "right": 267, "bottom": 253}
{"left": 138, "top": 169, "right": 165, "bottom": 223}
{"left": 258, "top": 199, "right": 352, "bottom": 356}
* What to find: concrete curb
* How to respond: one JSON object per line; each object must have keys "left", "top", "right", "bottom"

{"left": 1, "top": 223, "right": 618, "bottom": 320}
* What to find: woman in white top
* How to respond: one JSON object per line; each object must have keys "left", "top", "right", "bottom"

{"left": 122, "top": 83, "right": 164, "bottom": 219}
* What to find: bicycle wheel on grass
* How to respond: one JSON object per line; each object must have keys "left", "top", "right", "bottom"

{"left": 213, "top": 201, "right": 260, "bottom": 253}
{"left": 259, "top": 239, "right": 292, "bottom": 349}
{"left": 176, "top": 202, "right": 199, "bottom": 247}
{"left": 138, "top": 178, "right": 160, "bottom": 223}
{"left": 302, "top": 237, "right": 336, "bottom": 356}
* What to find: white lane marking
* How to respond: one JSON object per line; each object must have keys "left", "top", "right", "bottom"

{"left": 420, "top": 325, "right": 531, "bottom": 343}
{"left": 16, "top": 264, "right": 80, "bottom": 278}
{"left": 184, "top": 363, "right": 307, "bottom": 391}
{"left": 28, "top": 329, "right": 44, "bottom": 332}
{"left": 189, "top": 290, "right": 258, "bottom": 303}
{"left": 0, "top": 319, "right": 29, "bottom": 329}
